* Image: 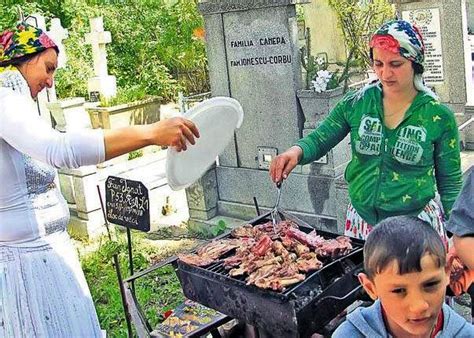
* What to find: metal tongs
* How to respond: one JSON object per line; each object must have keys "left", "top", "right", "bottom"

{"left": 270, "top": 181, "right": 282, "bottom": 233}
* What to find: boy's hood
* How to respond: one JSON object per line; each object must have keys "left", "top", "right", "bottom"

{"left": 345, "top": 300, "right": 389, "bottom": 336}
{"left": 438, "top": 303, "right": 474, "bottom": 337}
{"left": 345, "top": 301, "right": 472, "bottom": 337}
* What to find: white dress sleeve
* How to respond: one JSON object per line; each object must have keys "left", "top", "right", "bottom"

{"left": 0, "top": 88, "right": 105, "bottom": 169}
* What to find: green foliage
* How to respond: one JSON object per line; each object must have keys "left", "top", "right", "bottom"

{"left": 99, "top": 85, "right": 149, "bottom": 107}
{"left": 296, "top": 4, "right": 305, "bottom": 22}
{"left": 300, "top": 0, "right": 393, "bottom": 91}
{"left": 80, "top": 232, "right": 186, "bottom": 336}
{"left": 328, "top": 0, "right": 395, "bottom": 70}
{"left": 0, "top": 0, "right": 208, "bottom": 101}
{"left": 128, "top": 149, "right": 144, "bottom": 161}
{"left": 186, "top": 220, "right": 228, "bottom": 239}
{"left": 98, "top": 0, "right": 208, "bottom": 100}
{"left": 212, "top": 219, "right": 228, "bottom": 237}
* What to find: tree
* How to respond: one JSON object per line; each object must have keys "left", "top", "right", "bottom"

{"left": 328, "top": 0, "right": 394, "bottom": 70}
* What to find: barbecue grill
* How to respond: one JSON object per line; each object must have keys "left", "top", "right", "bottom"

{"left": 176, "top": 210, "right": 365, "bottom": 337}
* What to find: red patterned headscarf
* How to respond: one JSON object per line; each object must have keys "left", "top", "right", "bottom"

{"left": 369, "top": 20, "right": 425, "bottom": 67}
{"left": 0, "top": 22, "right": 58, "bottom": 67}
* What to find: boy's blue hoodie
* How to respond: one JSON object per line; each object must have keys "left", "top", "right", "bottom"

{"left": 332, "top": 300, "right": 474, "bottom": 337}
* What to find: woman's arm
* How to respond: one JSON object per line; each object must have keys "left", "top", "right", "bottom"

{"left": 0, "top": 90, "right": 198, "bottom": 168}
{"left": 0, "top": 90, "right": 105, "bottom": 167}
{"left": 103, "top": 117, "right": 199, "bottom": 160}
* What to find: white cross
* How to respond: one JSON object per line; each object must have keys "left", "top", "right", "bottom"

{"left": 48, "top": 18, "right": 69, "bottom": 69}
{"left": 25, "top": 13, "right": 46, "bottom": 31}
{"left": 85, "top": 17, "right": 112, "bottom": 78}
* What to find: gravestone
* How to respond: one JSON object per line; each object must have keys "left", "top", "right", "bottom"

{"left": 85, "top": 17, "right": 117, "bottom": 101}
{"left": 393, "top": 0, "right": 474, "bottom": 111}
{"left": 191, "top": 0, "right": 351, "bottom": 233}
{"left": 393, "top": 0, "right": 474, "bottom": 151}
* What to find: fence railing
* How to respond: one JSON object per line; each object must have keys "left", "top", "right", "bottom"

{"left": 178, "top": 91, "right": 212, "bottom": 113}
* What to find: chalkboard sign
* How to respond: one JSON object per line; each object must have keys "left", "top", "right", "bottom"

{"left": 105, "top": 176, "right": 150, "bottom": 232}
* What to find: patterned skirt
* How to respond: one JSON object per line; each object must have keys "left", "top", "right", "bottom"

{"left": 0, "top": 231, "right": 102, "bottom": 337}
{"left": 344, "top": 199, "right": 448, "bottom": 245}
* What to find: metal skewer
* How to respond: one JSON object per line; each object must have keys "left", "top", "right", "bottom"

{"left": 270, "top": 181, "right": 282, "bottom": 233}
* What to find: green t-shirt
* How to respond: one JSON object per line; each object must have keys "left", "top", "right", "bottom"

{"left": 296, "top": 84, "right": 462, "bottom": 225}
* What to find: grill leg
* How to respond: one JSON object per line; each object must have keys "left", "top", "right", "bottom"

{"left": 210, "top": 328, "right": 221, "bottom": 338}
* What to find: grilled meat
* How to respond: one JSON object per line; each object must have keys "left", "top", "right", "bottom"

{"left": 316, "top": 236, "right": 353, "bottom": 258}
{"left": 285, "top": 227, "right": 325, "bottom": 249}
{"left": 178, "top": 254, "right": 216, "bottom": 267}
{"left": 296, "top": 252, "right": 323, "bottom": 272}
{"left": 178, "top": 239, "right": 241, "bottom": 267}
{"left": 179, "top": 220, "right": 353, "bottom": 292}
{"left": 251, "top": 235, "right": 273, "bottom": 257}
{"left": 197, "top": 239, "right": 240, "bottom": 258}
{"left": 231, "top": 224, "right": 260, "bottom": 238}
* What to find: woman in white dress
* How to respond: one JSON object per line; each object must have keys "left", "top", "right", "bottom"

{"left": 0, "top": 22, "right": 199, "bottom": 337}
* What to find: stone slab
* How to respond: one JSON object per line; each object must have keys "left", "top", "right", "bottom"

{"left": 203, "top": 13, "right": 238, "bottom": 167}
{"left": 216, "top": 166, "right": 347, "bottom": 217}
{"left": 216, "top": 200, "right": 338, "bottom": 233}
{"left": 221, "top": 6, "right": 303, "bottom": 169}
{"left": 68, "top": 213, "right": 106, "bottom": 240}
{"left": 460, "top": 150, "right": 474, "bottom": 174}
{"left": 399, "top": 1, "right": 469, "bottom": 105}
{"left": 185, "top": 167, "right": 218, "bottom": 212}
{"left": 199, "top": 0, "right": 310, "bottom": 14}
{"left": 58, "top": 172, "right": 75, "bottom": 204}
{"left": 188, "top": 207, "right": 218, "bottom": 220}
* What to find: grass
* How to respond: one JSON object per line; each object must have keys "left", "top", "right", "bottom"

{"left": 77, "top": 229, "right": 200, "bottom": 337}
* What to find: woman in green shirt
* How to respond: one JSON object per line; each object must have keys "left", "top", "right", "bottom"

{"left": 269, "top": 20, "right": 462, "bottom": 241}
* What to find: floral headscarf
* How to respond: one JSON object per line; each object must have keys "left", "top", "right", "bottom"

{"left": 369, "top": 19, "right": 425, "bottom": 67}
{"left": 365, "top": 19, "right": 437, "bottom": 99}
{"left": 0, "top": 22, "right": 57, "bottom": 71}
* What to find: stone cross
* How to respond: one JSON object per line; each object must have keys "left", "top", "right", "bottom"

{"left": 25, "top": 13, "right": 46, "bottom": 31}
{"left": 85, "top": 17, "right": 111, "bottom": 78}
{"left": 85, "top": 17, "right": 117, "bottom": 101}
{"left": 48, "top": 18, "right": 69, "bottom": 69}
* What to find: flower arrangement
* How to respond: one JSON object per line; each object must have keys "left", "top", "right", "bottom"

{"left": 303, "top": 52, "right": 348, "bottom": 93}
{"left": 310, "top": 54, "right": 339, "bottom": 93}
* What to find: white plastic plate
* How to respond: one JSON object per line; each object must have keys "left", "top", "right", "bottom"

{"left": 166, "top": 97, "right": 244, "bottom": 191}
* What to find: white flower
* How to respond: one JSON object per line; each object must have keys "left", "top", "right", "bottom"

{"left": 311, "top": 79, "right": 327, "bottom": 93}
{"left": 311, "top": 70, "right": 334, "bottom": 93}
{"left": 315, "top": 57, "right": 325, "bottom": 66}
{"left": 317, "top": 70, "right": 332, "bottom": 79}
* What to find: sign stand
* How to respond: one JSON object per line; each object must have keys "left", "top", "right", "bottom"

{"left": 96, "top": 185, "right": 133, "bottom": 338}
{"left": 104, "top": 175, "right": 150, "bottom": 294}
{"left": 126, "top": 228, "right": 134, "bottom": 292}
{"left": 97, "top": 175, "right": 151, "bottom": 337}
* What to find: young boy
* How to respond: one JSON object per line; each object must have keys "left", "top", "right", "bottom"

{"left": 332, "top": 216, "right": 474, "bottom": 337}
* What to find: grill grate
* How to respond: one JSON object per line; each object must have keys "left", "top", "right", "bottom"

{"left": 176, "top": 209, "right": 366, "bottom": 337}
{"left": 193, "top": 213, "right": 362, "bottom": 297}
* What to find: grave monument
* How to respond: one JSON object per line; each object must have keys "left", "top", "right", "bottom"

{"left": 85, "top": 17, "right": 117, "bottom": 102}
{"left": 392, "top": 0, "right": 474, "bottom": 150}
{"left": 189, "top": 0, "right": 352, "bottom": 233}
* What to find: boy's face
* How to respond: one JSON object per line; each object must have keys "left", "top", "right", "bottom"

{"left": 359, "top": 254, "right": 449, "bottom": 338}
